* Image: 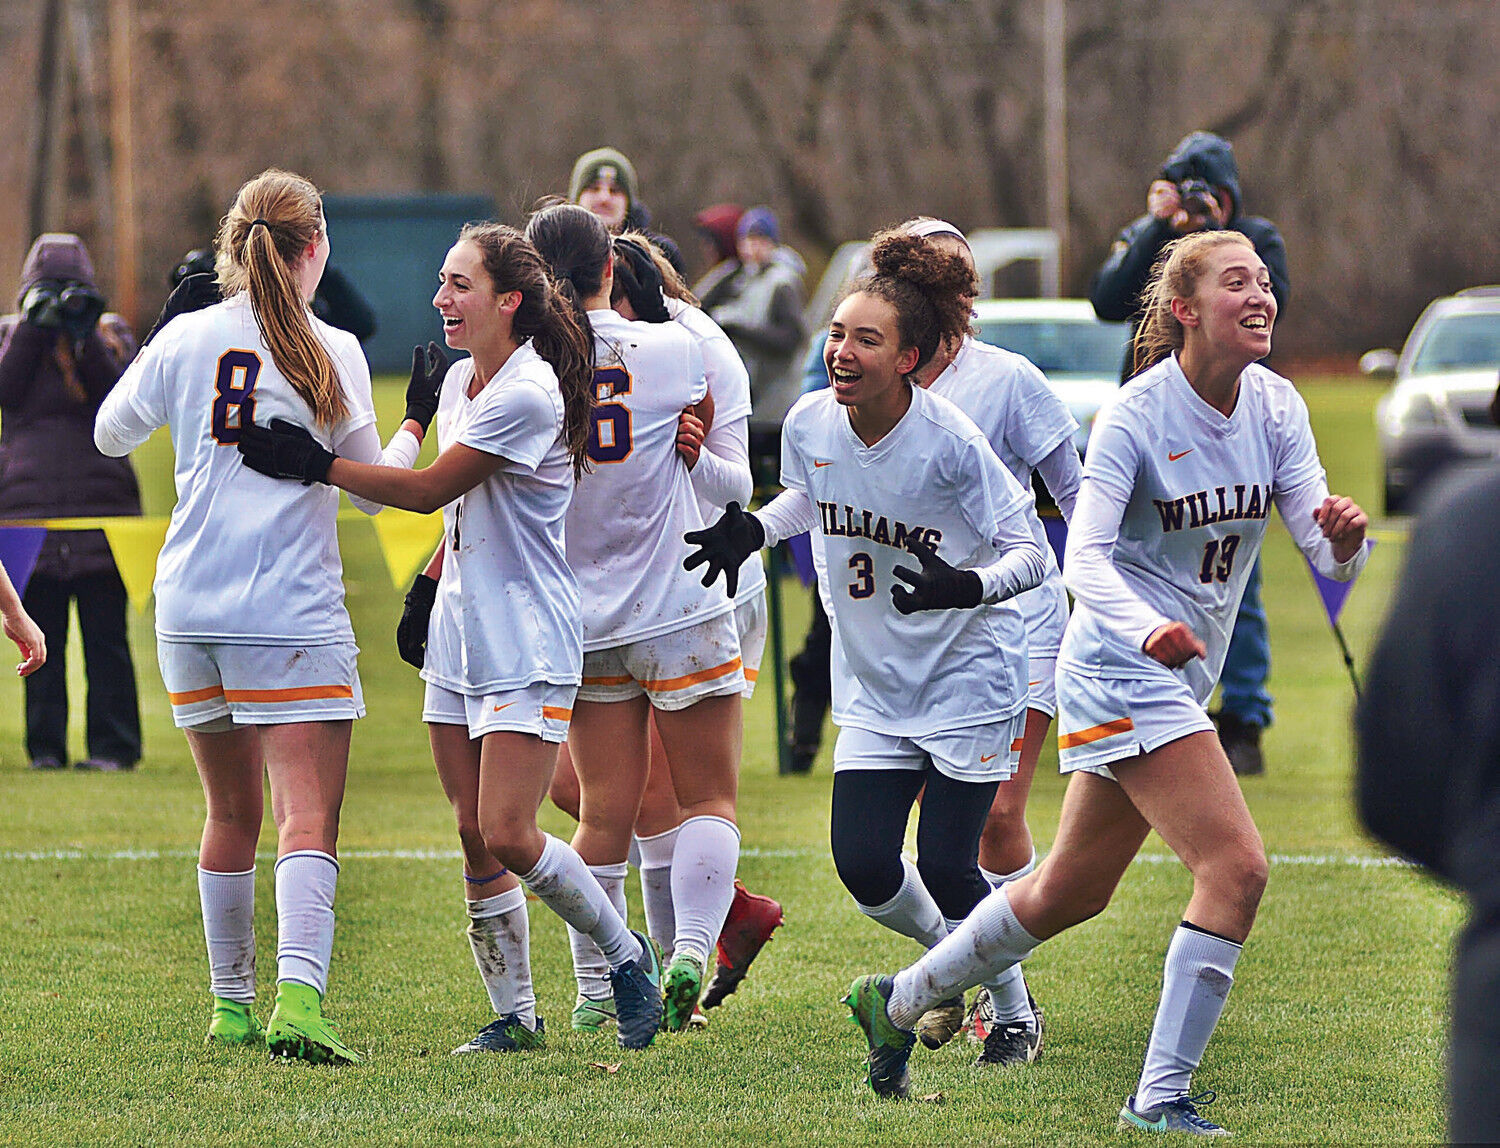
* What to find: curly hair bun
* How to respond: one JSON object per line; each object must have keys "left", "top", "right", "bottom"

{"left": 868, "top": 230, "right": 975, "bottom": 300}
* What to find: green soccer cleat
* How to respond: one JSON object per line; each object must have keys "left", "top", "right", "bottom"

{"left": 451, "top": 1014, "right": 546, "bottom": 1054}
{"left": 205, "top": 997, "right": 265, "bottom": 1047}
{"left": 571, "top": 995, "right": 617, "bottom": 1032}
{"left": 661, "top": 953, "right": 705, "bottom": 1033}
{"left": 1119, "top": 1091, "right": 1232, "bottom": 1137}
{"left": 265, "top": 982, "right": 361, "bottom": 1066}
{"left": 843, "top": 974, "right": 916, "bottom": 1099}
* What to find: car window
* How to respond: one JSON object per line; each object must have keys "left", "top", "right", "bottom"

{"left": 1410, "top": 312, "right": 1500, "bottom": 373}
{"left": 974, "top": 318, "right": 1130, "bottom": 376}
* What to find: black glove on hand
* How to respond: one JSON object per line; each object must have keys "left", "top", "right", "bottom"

{"left": 683, "top": 501, "right": 765, "bottom": 598}
{"left": 237, "top": 418, "right": 336, "bottom": 485}
{"left": 612, "top": 237, "right": 672, "bottom": 323}
{"left": 143, "top": 273, "right": 222, "bottom": 346}
{"left": 891, "top": 536, "right": 984, "bottom": 615}
{"left": 21, "top": 282, "right": 64, "bottom": 329}
{"left": 404, "top": 342, "right": 448, "bottom": 431}
{"left": 396, "top": 573, "right": 438, "bottom": 669}
{"left": 57, "top": 283, "right": 106, "bottom": 348}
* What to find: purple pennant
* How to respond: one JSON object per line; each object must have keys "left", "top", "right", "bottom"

{"left": 1305, "top": 539, "right": 1376, "bottom": 627}
{"left": 0, "top": 526, "right": 48, "bottom": 597}
{"left": 1041, "top": 514, "right": 1068, "bottom": 570}
{"left": 784, "top": 531, "right": 816, "bottom": 587}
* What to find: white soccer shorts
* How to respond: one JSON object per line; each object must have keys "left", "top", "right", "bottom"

{"left": 1055, "top": 664, "right": 1217, "bottom": 778}
{"left": 832, "top": 710, "right": 1027, "bottom": 785}
{"left": 578, "top": 611, "right": 744, "bottom": 711}
{"left": 735, "top": 591, "right": 769, "bottom": 699}
{"left": 158, "top": 639, "right": 364, "bottom": 728}
{"left": 423, "top": 680, "right": 577, "bottom": 743}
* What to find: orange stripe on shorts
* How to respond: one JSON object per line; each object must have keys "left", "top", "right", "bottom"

{"left": 743, "top": 668, "right": 759, "bottom": 682}
{"left": 222, "top": 684, "right": 355, "bottom": 703}
{"left": 1010, "top": 738, "right": 1025, "bottom": 752}
{"left": 168, "top": 685, "right": 226, "bottom": 705}
{"left": 542, "top": 706, "right": 573, "bottom": 722}
{"left": 639, "top": 656, "right": 743, "bottom": 693}
{"left": 1057, "top": 716, "right": 1135, "bottom": 750}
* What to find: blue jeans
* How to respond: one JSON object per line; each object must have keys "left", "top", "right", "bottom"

{"left": 1219, "top": 558, "right": 1273, "bottom": 728}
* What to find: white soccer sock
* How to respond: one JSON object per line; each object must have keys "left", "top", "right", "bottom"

{"left": 567, "top": 862, "right": 628, "bottom": 1002}
{"left": 636, "top": 827, "right": 679, "bottom": 961}
{"left": 198, "top": 866, "right": 256, "bottom": 1003}
{"left": 857, "top": 857, "right": 949, "bottom": 949}
{"left": 980, "top": 848, "right": 1037, "bottom": 891}
{"left": 889, "top": 884, "right": 1040, "bottom": 1030}
{"left": 520, "top": 834, "right": 639, "bottom": 969}
{"left": 466, "top": 885, "right": 535, "bottom": 1025}
{"left": 1135, "top": 923, "right": 1243, "bottom": 1110}
{"left": 670, "top": 815, "right": 741, "bottom": 967}
{"left": 274, "top": 850, "right": 339, "bottom": 996}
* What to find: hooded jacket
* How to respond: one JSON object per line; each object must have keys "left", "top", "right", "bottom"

{"left": 1089, "top": 132, "right": 1290, "bottom": 381}
{"left": 0, "top": 233, "right": 141, "bottom": 579}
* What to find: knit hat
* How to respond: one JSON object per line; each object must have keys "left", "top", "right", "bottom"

{"left": 19, "top": 232, "right": 96, "bottom": 291}
{"left": 569, "top": 147, "right": 639, "bottom": 209}
{"left": 736, "top": 206, "right": 779, "bottom": 243}
{"left": 695, "top": 203, "right": 744, "bottom": 263}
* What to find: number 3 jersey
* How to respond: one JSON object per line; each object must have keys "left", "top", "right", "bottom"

{"left": 95, "top": 294, "right": 376, "bottom": 644}
{"left": 567, "top": 309, "right": 731, "bottom": 651}
{"left": 1059, "top": 354, "right": 1338, "bottom": 702}
{"left": 780, "top": 385, "right": 1035, "bottom": 738}
{"left": 422, "top": 343, "right": 581, "bottom": 694}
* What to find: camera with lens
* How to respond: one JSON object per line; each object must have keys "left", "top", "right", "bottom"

{"left": 1177, "top": 177, "right": 1218, "bottom": 220}
{"left": 20, "top": 278, "right": 105, "bottom": 346}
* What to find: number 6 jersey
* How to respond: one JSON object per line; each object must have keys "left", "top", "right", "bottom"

{"left": 94, "top": 294, "right": 377, "bottom": 644}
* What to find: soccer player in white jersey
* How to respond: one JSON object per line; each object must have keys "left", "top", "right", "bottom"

{"left": 524, "top": 204, "right": 746, "bottom": 1034}
{"left": 93, "top": 169, "right": 433, "bottom": 1064}
{"left": 841, "top": 231, "right": 1369, "bottom": 1132}
{"left": 903, "top": 218, "right": 1084, "bottom": 1060}
{"left": 238, "top": 222, "right": 666, "bottom": 1052}
{"left": 684, "top": 228, "right": 1048, "bottom": 1096}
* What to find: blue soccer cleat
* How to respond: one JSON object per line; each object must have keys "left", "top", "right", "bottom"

{"left": 608, "top": 929, "right": 664, "bottom": 1050}
{"left": 1119, "top": 1091, "right": 1232, "bottom": 1137}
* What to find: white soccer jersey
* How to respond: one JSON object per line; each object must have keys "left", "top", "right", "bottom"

{"left": 668, "top": 297, "right": 766, "bottom": 606}
{"left": 568, "top": 308, "right": 733, "bottom": 650}
{"left": 927, "top": 336, "right": 1078, "bottom": 656}
{"left": 95, "top": 294, "right": 375, "bottom": 644}
{"left": 1059, "top": 354, "right": 1334, "bottom": 702}
{"left": 780, "top": 385, "right": 1034, "bottom": 737}
{"left": 421, "top": 343, "right": 582, "bottom": 694}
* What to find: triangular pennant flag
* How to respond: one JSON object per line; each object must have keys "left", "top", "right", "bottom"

{"left": 99, "top": 518, "right": 170, "bottom": 612}
{"left": 1041, "top": 513, "right": 1068, "bottom": 570}
{"left": 0, "top": 526, "right": 49, "bottom": 597}
{"left": 369, "top": 508, "right": 445, "bottom": 591}
{"left": 1305, "top": 538, "right": 1376, "bottom": 627}
{"left": 784, "top": 531, "right": 816, "bottom": 587}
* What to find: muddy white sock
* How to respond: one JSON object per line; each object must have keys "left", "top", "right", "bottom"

{"left": 274, "top": 850, "right": 338, "bottom": 996}
{"left": 568, "top": 862, "right": 628, "bottom": 1000}
{"left": 858, "top": 857, "right": 948, "bottom": 949}
{"left": 669, "top": 816, "right": 740, "bottom": 967}
{"left": 199, "top": 866, "right": 256, "bottom": 1003}
{"left": 1135, "top": 923, "right": 1243, "bottom": 1110}
{"left": 466, "top": 885, "right": 535, "bottom": 1024}
{"left": 521, "top": 834, "right": 638, "bottom": 968}
{"left": 636, "top": 827, "right": 679, "bottom": 960}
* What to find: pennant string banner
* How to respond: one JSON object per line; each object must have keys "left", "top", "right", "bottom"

{"left": 0, "top": 510, "right": 445, "bottom": 611}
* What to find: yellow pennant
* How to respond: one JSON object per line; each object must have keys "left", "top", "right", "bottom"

{"left": 368, "top": 508, "right": 445, "bottom": 591}
{"left": 98, "top": 518, "right": 171, "bottom": 613}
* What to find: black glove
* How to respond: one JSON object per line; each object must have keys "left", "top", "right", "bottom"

{"left": 21, "top": 282, "right": 64, "bottom": 329}
{"left": 612, "top": 237, "right": 671, "bottom": 323}
{"left": 683, "top": 501, "right": 765, "bottom": 598}
{"left": 237, "top": 418, "right": 336, "bottom": 485}
{"left": 404, "top": 342, "right": 448, "bottom": 431}
{"left": 57, "top": 283, "right": 106, "bottom": 348}
{"left": 396, "top": 573, "right": 438, "bottom": 669}
{"left": 143, "top": 273, "right": 222, "bottom": 346}
{"left": 890, "top": 535, "right": 983, "bottom": 614}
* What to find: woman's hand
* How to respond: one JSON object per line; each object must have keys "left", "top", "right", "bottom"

{"left": 3, "top": 608, "right": 46, "bottom": 677}
{"left": 1143, "top": 621, "right": 1206, "bottom": 668}
{"left": 1313, "top": 495, "right": 1368, "bottom": 564}
{"left": 676, "top": 408, "right": 707, "bottom": 469}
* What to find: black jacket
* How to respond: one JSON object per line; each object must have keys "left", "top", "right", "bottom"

{"left": 1089, "top": 132, "right": 1290, "bottom": 381}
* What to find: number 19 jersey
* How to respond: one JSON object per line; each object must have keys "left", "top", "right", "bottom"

{"left": 566, "top": 309, "right": 731, "bottom": 651}
{"left": 98, "top": 294, "right": 376, "bottom": 644}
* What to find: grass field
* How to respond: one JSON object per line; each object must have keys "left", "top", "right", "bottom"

{"left": 0, "top": 376, "right": 1458, "bottom": 1145}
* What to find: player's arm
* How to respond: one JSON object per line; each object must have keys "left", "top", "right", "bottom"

{"left": 325, "top": 443, "right": 506, "bottom": 515}
{"left": 0, "top": 563, "right": 45, "bottom": 676}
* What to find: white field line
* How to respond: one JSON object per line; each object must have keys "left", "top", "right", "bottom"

{"left": 1, "top": 847, "right": 1415, "bottom": 868}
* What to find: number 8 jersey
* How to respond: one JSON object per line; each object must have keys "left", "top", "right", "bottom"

{"left": 95, "top": 295, "right": 377, "bottom": 644}
{"left": 566, "top": 309, "right": 733, "bottom": 650}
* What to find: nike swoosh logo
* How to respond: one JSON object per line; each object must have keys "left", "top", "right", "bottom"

{"left": 814, "top": 460, "right": 834, "bottom": 468}
{"left": 1168, "top": 449, "right": 1194, "bottom": 462}
{"left": 492, "top": 702, "right": 515, "bottom": 713}
{"left": 980, "top": 753, "right": 997, "bottom": 763}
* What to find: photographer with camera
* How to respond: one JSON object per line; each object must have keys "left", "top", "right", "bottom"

{"left": 0, "top": 233, "right": 142, "bottom": 771}
{"left": 1090, "top": 130, "right": 1289, "bottom": 777}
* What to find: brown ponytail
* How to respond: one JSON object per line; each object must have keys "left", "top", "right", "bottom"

{"left": 215, "top": 169, "right": 347, "bottom": 428}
